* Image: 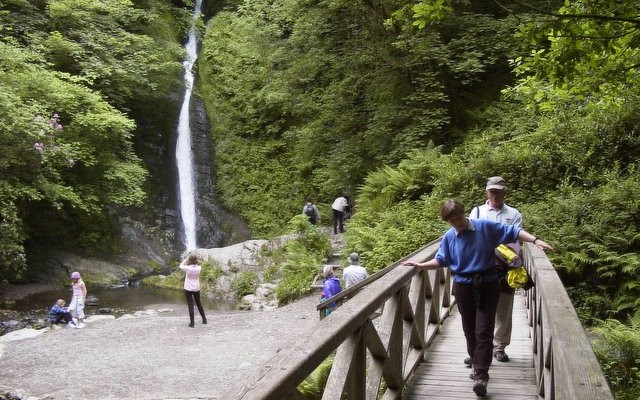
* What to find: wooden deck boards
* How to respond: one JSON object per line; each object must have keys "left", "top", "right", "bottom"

{"left": 404, "top": 294, "right": 539, "bottom": 399}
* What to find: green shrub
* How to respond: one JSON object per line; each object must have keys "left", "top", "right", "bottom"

{"left": 298, "top": 356, "right": 334, "bottom": 400}
{"left": 200, "top": 260, "right": 224, "bottom": 287}
{"left": 591, "top": 317, "right": 640, "bottom": 399}
{"left": 232, "top": 271, "right": 258, "bottom": 297}
{"left": 273, "top": 215, "right": 331, "bottom": 304}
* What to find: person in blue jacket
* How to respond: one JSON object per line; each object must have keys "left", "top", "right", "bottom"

{"left": 319, "top": 265, "right": 342, "bottom": 316}
{"left": 403, "top": 199, "right": 553, "bottom": 397}
{"left": 48, "top": 299, "right": 75, "bottom": 326}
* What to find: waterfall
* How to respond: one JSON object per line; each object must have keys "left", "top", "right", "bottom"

{"left": 176, "top": 0, "right": 203, "bottom": 251}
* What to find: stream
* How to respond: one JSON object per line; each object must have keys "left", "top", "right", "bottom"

{"left": 1, "top": 283, "right": 235, "bottom": 335}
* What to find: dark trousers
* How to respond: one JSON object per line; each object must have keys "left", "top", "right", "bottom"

{"left": 454, "top": 280, "right": 500, "bottom": 380}
{"left": 52, "top": 312, "right": 73, "bottom": 324}
{"left": 184, "top": 290, "right": 206, "bottom": 324}
{"left": 332, "top": 209, "right": 344, "bottom": 234}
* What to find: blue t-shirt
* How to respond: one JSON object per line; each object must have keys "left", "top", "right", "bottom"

{"left": 435, "top": 218, "right": 521, "bottom": 284}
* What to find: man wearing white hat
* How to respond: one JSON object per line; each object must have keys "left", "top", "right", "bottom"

{"left": 469, "top": 176, "right": 522, "bottom": 363}
{"left": 343, "top": 252, "right": 368, "bottom": 289}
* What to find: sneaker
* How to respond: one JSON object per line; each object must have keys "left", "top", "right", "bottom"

{"left": 494, "top": 349, "right": 509, "bottom": 362}
{"left": 76, "top": 323, "right": 86, "bottom": 329}
{"left": 464, "top": 357, "right": 472, "bottom": 367}
{"left": 188, "top": 322, "right": 194, "bottom": 328}
{"left": 67, "top": 322, "right": 76, "bottom": 329}
{"left": 472, "top": 379, "right": 487, "bottom": 396}
{"left": 202, "top": 318, "right": 207, "bottom": 325}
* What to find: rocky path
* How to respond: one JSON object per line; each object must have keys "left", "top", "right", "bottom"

{"left": 0, "top": 295, "right": 320, "bottom": 400}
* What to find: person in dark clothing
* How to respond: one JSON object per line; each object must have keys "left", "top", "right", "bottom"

{"left": 302, "top": 198, "right": 320, "bottom": 225}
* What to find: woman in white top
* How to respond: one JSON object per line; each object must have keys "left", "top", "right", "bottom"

{"left": 179, "top": 254, "right": 207, "bottom": 328}
{"left": 69, "top": 271, "right": 87, "bottom": 328}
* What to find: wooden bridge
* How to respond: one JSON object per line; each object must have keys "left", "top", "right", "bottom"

{"left": 225, "top": 240, "right": 614, "bottom": 399}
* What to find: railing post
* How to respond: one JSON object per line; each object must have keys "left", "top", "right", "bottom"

{"left": 523, "top": 243, "right": 614, "bottom": 400}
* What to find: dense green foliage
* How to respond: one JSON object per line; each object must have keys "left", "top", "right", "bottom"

{"left": 592, "top": 317, "right": 640, "bottom": 400}
{"left": 198, "top": 0, "right": 520, "bottom": 236}
{"left": 273, "top": 215, "right": 332, "bottom": 305}
{"left": 0, "top": 0, "right": 190, "bottom": 281}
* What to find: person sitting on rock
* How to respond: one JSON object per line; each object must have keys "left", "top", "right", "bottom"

{"left": 48, "top": 299, "right": 75, "bottom": 327}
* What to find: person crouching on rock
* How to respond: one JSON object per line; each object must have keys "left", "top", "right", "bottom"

{"left": 49, "top": 299, "right": 75, "bottom": 327}
{"left": 179, "top": 254, "right": 207, "bottom": 328}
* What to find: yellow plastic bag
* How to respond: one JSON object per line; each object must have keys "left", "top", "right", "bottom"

{"left": 496, "top": 244, "right": 518, "bottom": 265}
{"left": 507, "top": 267, "right": 533, "bottom": 289}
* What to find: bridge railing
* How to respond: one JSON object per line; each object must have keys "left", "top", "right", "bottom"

{"left": 523, "top": 243, "right": 613, "bottom": 399}
{"left": 225, "top": 240, "right": 613, "bottom": 400}
{"left": 316, "top": 239, "right": 441, "bottom": 320}
{"left": 225, "top": 239, "right": 449, "bottom": 399}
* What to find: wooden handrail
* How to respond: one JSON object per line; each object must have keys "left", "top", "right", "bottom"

{"left": 224, "top": 240, "right": 614, "bottom": 399}
{"left": 225, "top": 240, "right": 446, "bottom": 399}
{"left": 522, "top": 243, "right": 613, "bottom": 399}
{"left": 317, "top": 238, "right": 441, "bottom": 319}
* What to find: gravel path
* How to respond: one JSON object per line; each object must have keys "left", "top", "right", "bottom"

{"left": 0, "top": 295, "right": 320, "bottom": 400}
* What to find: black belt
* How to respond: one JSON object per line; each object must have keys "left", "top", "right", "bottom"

{"left": 453, "top": 267, "right": 497, "bottom": 279}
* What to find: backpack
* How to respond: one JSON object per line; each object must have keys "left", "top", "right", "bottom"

{"left": 304, "top": 205, "right": 317, "bottom": 222}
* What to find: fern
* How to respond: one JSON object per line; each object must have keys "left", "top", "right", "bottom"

{"left": 591, "top": 317, "right": 640, "bottom": 400}
{"left": 297, "top": 356, "right": 334, "bottom": 400}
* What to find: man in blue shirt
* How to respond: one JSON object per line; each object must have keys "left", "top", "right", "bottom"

{"left": 403, "top": 199, "right": 553, "bottom": 397}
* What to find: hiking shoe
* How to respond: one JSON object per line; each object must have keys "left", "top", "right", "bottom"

{"left": 464, "top": 357, "right": 472, "bottom": 367}
{"left": 473, "top": 379, "right": 487, "bottom": 396}
{"left": 494, "top": 349, "right": 509, "bottom": 362}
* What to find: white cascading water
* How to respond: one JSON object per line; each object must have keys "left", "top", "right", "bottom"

{"left": 176, "top": 0, "right": 203, "bottom": 251}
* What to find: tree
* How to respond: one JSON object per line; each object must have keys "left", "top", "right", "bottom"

{"left": 0, "top": 41, "right": 146, "bottom": 280}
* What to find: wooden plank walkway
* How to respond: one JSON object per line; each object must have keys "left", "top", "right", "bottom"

{"left": 404, "top": 293, "right": 539, "bottom": 399}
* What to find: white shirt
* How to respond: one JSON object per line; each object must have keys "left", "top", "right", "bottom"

{"left": 470, "top": 201, "right": 523, "bottom": 263}
{"left": 343, "top": 264, "right": 368, "bottom": 288}
{"left": 332, "top": 196, "right": 348, "bottom": 212}
{"left": 471, "top": 201, "right": 522, "bottom": 228}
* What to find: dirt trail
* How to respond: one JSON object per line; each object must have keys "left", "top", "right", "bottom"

{"left": 0, "top": 295, "right": 320, "bottom": 400}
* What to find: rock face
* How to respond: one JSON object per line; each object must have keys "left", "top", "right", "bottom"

{"left": 192, "top": 237, "right": 292, "bottom": 307}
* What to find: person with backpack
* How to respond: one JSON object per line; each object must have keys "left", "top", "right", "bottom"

{"left": 469, "top": 176, "right": 522, "bottom": 364}
{"left": 302, "top": 198, "right": 320, "bottom": 225}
